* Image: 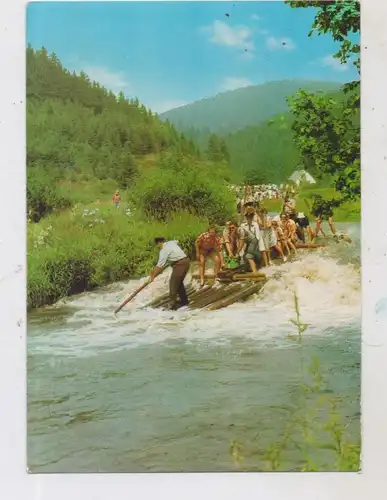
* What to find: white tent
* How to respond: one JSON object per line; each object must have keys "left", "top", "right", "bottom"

{"left": 288, "top": 170, "right": 316, "bottom": 186}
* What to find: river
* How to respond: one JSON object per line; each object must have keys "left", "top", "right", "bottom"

{"left": 27, "top": 223, "right": 361, "bottom": 472}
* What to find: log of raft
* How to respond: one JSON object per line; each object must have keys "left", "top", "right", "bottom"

{"left": 145, "top": 284, "right": 195, "bottom": 308}
{"left": 184, "top": 285, "right": 213, "bottom": 305}
{"left": 231, "top": 272, "right": 266, "bottom": 280}
{"left": 187, "top": 285, "right": 216, "bottom": 307}
{"left": 146, "top": 281, "right": 266, "bottom": 311}
{"left": 191, "top": 272, "right": 217, "bottom": 280}
{"left": 192, "top": 270, "right": 266, "bottom": 282}
{"left": 189, "top": 284, "right": 243, "bottom": 310}
{"left": 155, "top": 287, "right": 198, "bottom": 309}
{"left": 145, "top": 266, "right": 269, "bottom": 311}
{"left": 207, "top": 281, "right": 266, "bottom": 311}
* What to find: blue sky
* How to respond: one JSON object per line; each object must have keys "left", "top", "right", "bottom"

{"left": 26, "top": 1, "right": 360, "bottom": 113}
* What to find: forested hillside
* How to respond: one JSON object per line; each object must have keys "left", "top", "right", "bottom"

{"left": 225, "top": 113, "right": 300, "bottom": 184}
{"left": 178, "top": 87, "right": 360, "bottom": 185}
{"left": 27, "top": 46, "right": 235, "bottom": 308}
{"left": 159, "top": 80, "right": 342, "bottom": 134}
{"left": 26, "top": 46, "right": 202, "bottom": 220}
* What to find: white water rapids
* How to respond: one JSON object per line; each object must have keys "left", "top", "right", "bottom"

{"left": 29, "top": 224, "right": 360, "bottom": 358}
{"left": 27, "top": 223, "right": 360, "bottom": 473}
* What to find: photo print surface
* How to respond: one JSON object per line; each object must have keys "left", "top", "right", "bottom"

{"left": 26, "top": 1, "right": 361, "bottom": 473}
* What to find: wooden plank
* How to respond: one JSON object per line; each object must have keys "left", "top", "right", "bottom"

{"left": 192, "top": 270, "right": 266, "bottom": 282}
{"left": 207, "top": 282, "right": 266, "bottom": 311}
{"left": 145, "top": 274, "right": 268, "bottom": 311}
{"left": 186, "top": 285, "right": 213, "bottom": 302}
{"left": 188, "top": 287, "right": 224, "bottom": 309}
{"left": 145, "top": 284, "right": 194, "bottom": 308}
{"left": 189, "top": 284, "right": 242, "bottom": 310}
{"left": 191, "top": 273, "right": 218, "bottom": 280}
{"left": 187, "top": 285, "right": 217, "bottom": 307}
{"left": 151, "top": 285, "right": 216, "bottom": 311}
{"left": 231, "top": 272, "right": 266, "bottom": 280}
{"left": 191, "top": 265, "right": 246, "bottom": 281}
{"left": 231, "top": 276, "right": 267, "bottom": 282}
{"left": 155, "top": 286, "right": 198, "bottom": 310}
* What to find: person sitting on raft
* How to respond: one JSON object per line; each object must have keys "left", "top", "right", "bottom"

{"left": 238, "top": 207, "right": 266, "bottom": 272}
{"left": 148, "top": 237, "right": 190, "bottom": 310}
{"left": 195, "top": 227, "right": 224, "bottom": 287}
{"left": 272, "top": 216, "right": 289, "bottom": 257}
{"left": 260, "top": 208, "right": 287, "bottom": 264}
{"left": 280, "top": 213, "right": 298, "bottom": 255}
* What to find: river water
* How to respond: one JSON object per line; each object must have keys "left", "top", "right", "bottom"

{"left": 27, "top": 223, "right": 361, "bottom": 472}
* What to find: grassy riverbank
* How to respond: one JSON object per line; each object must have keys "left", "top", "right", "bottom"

{"left": 27, "top": 203, "right": 209, "bottom": 310}
{"left": 27, "top": 183, "right": 359, "bottom": 310}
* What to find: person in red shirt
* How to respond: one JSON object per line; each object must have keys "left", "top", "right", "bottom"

{"left": 195, "top": 227, "right": 224, "bottom": 287}
{"left": 113, "top": 190, "right": 121, "bottom": 209}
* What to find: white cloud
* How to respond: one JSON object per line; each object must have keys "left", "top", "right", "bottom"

{"left": 75, "top": 65, "right": 132, "bottom": 95}
{"left": 151, "top": 100, "right": 189, "bottom": 114}
{"left": 266, "top": 36, "right": 296, "bottom": 51}
{"left": 258, "top": 29, "right": 270, "bottom": 36}
{"left": 67, "top": 61, "right": 191, "bottom": 114}
{"left": 219, "top": 77, "right": 253, "bottom": 92}
{"left": 320, "top": 55, "right": 349, "bottom": 72}
{"left": 251, "top": 14, "right": 261, "bottom": 21}
{"left": 202, "top": 20, "right": 255, "bottom": 52}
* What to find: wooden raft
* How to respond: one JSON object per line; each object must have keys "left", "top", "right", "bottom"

{"left": 144, "top": 279, "right": 267, "bottom": 311}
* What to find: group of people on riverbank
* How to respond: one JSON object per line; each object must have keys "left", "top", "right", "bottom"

{"left": 231, "top": 183, "right": 298, "bottom": 214}
{"left": 234, "top": 184, "right": 281, "bottom": 212}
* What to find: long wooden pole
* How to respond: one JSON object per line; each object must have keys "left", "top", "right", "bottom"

{"left": 114, "top": 281, "right": 149, "bottom": 315}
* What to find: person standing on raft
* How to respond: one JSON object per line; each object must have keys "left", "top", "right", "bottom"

{"left": 283, "top": 194, "right": 297, "bottom": 221}
{"left": 239, "top": 207, "right": 266, "bottom": 272}
{"left": 222, "top": 221, "right": 244, "bottom": 258}
{"left": 311, "top": 195, "right": 338, "bottom": 240}
{"left": 195, "top": 227, "right": 224, "bottom": 287}
{"left": 148, "top": 237, "right": 190, "bottom": 310}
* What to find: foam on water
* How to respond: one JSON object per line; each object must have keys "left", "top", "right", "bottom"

{"left": 28, "top": 234, "right": 361, "bottom": 358}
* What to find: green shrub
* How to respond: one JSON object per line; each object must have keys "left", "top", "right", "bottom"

{"left": 27, "top": 167, "right": 72, "bottom": 221}
{"left": 27, "top": 207, "right": 208, "bottom": 310}
{"left": 56, "top": 178, "right": 119, "bottom": 206}
{"left": 131, "top": 153, "right": 235, "bottom": 224}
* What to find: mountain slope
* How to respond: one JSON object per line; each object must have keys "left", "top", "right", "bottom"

{"left": 27, "top": 46, "right": 199, "bottom": 178}
{"left": 224, "top": 88, "right": 360, "bottom": 184}
{"left": 26, "top": 46, "right": 200, "bottom": 220}
{"left": 159, "top": 80, "right": 342, "bottom": 134}
{"left": 225, "top": 113, "right": 300, "bottom": 184}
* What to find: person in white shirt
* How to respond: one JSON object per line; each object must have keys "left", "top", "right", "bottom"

{"left": 148, "top": 237, "right": 190, "bottom": 310}
{"left": 260, "top": 208, "right": 287, "bottom": 264}
{"left": 238, "top": 207, "right": 266, "bottom": 272}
